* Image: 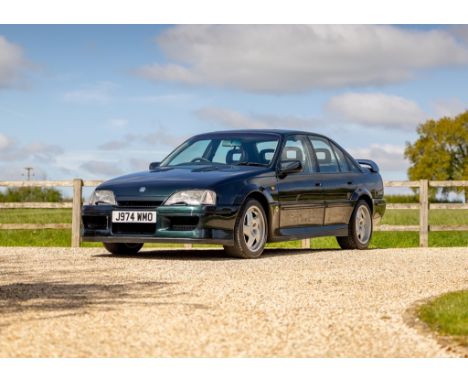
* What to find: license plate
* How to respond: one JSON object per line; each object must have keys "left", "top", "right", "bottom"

{"left": 112, "top": 210, "right": 157, "bottom": 223}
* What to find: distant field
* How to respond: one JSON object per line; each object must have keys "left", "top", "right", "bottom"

{"left": 0, "top": 208, "right": 467, "bottom": 248}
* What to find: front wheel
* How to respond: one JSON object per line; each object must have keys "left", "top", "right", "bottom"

{"left": 103, "top": 242, "right": 143, "bottom": 255}
{"left": 223, "top": 199, "right": 267, "bottom": 259}
{"left": 336, "top": 200, "right": 373, "bottom": 250}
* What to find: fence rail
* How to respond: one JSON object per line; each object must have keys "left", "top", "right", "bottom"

{"left": 0, "top": 179, "right": 467, "bottom": 248}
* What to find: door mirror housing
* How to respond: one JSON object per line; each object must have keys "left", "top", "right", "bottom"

{"left": 149, "top": 162, "right": 161, "bottom": 171}
{"left": 278, "top": 160, "right": 302, "bottom": 177}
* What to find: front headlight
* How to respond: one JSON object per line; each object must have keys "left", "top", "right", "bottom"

{"left": 164, "top": 190, "right": 216, "bottom": 206}
{"left": 88, "top": 190, "right": 116, "bottom": 205}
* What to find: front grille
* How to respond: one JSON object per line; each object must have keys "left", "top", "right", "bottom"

{"left": 112, "top": 223, "right": 156, "bottom": 235}
{"left": 117, "top": 200, "right": 163, "bottom": 208}
{"left": 168, "top": 216, "right": 199, "bottom": 231}
{"left": 83, "top": 215, "right": 108, "bottom": 230}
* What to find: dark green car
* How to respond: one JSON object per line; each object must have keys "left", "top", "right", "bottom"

{"left": 82, "top": 130, "right": 386, "bottom": 258}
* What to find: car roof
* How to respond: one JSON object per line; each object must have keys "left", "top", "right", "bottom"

{"left": 192, "top": 129, "right": 329, "bottom": 139}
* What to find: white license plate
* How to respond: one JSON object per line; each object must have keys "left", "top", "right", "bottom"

{"left": 112, "top": 210, "right": 157, "bottom": 223}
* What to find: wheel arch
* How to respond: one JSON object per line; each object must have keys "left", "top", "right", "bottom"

{"left": 241, "top": 189, "right": 274, "bottom": 241}
{"left": 350, "top": 188, "right": 374, "bottom": 213}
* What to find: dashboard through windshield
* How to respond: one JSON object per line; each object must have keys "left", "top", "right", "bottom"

{"left": 161, "top": 135, "right": 280, "bottom": 167}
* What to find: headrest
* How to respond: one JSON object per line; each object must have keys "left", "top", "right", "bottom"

{"left": 226, "top": 148, "right": 245, "bottom": 164}
{"left": 259, "top": 148, "right": 275, "bottom": 163}
{"left": 315, "top": 148, "right": 331, "bottom": 163}
{"left": 281, "top": 146, "right": 303, "bottom": 162}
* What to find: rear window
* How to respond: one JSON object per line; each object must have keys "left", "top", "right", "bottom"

{"left": 309, "top": 137, "right": 340, "bottom": 173}
{"left": 331, "top": 142, "right": 351, "bottom": 172}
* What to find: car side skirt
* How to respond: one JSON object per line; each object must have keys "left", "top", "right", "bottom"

{"left": 82, "top": 236, "right": 233, "bottom": 246}
{"left": 270, "top": 224, "right": 348, "bottom": 242}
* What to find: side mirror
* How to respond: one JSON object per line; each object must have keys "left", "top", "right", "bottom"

{"left": 278, "top": 160, "right": 302, "bottom": 177}
{"left": 149, "top": 162, "right": 161, "bottom": 171}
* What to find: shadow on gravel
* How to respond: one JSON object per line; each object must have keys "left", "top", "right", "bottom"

{"left": 0, "top": 281, "right": 208, "bottom": 315}
{"left": 93, "top": 247, "right": 339, "bottom": 261}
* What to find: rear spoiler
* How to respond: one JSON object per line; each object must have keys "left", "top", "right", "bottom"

{"left": 356, "top": 159, "right": 380, "bottom": 173}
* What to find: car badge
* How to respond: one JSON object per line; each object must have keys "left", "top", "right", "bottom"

{"left": 139, "top": 186, "right": 146, "bottom": 193}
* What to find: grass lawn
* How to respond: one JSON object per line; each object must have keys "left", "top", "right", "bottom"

{"left": 0, "top": 208, "right": 467, "bottom": 248}
{"left": 418, "top": 290, "right": 468, "bottom": 347}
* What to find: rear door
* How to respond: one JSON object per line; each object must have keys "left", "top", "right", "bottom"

{"left": 308, "top": 136, "right": 357, "bottom": 225}
{"left": 277, "top": 135, "right": 324, "bottom": 229}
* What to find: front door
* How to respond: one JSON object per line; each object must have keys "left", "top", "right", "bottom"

{"left": 277, "top": 135, "right": 324, "bottom": 230}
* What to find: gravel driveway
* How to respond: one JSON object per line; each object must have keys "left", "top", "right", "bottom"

{"left": 0, "top": 246, "right": 467, "bottom": 357}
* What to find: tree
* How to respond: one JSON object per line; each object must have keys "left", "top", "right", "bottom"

{"left": 405, "top": 110, "right": 468, "bottom": 198}
{"left": 0, "top": 187, "right": 63, "bottom": 202}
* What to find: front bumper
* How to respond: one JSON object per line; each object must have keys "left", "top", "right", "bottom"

{"left": 81, "top": 204, "right": 239, "bottom": 245}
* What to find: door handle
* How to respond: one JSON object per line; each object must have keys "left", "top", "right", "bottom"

{"left": 315, "top": 182, "right": 322, "bottom": 187}
{"left": 347, "top": 181, "right": 353, "bottom": 185}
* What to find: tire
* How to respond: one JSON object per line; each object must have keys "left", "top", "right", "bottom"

{"left": 223, "top": 199, "right": 268, "bottom": 259}
{"left": 336, "top": 200, "right": 373, "bottom": 250}
{"left": 103, "top": 242, "right": 143, "bottom": 255}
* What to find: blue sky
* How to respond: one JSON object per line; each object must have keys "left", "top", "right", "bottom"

{"left": 0, "top": 24, "right": 467, "bottom": 184}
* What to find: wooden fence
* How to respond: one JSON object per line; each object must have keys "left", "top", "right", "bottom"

{"left": 0, "top": 179, "right": 467, "bottom": 248}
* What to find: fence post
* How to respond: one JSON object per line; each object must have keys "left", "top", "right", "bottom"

{"left": 419, "top": 179, "right": 429, "bottom": 247}
{"left": 71, "top": 178, "right": 83, "bottom": 248}
{"left": 301, "top": 238, "right": 311, "bottom": 249}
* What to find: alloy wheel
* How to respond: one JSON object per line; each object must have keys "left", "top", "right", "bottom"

{"left": 355, "top": 204, "right": 371, "bottom": 244}
{"left": 242, "top": 205, "right": 266, "bottom": 252}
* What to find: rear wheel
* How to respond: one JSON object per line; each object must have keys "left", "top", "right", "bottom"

{"left": 103, "top": 242, "right": 143, "bottom": 255}
{"left": 336, "top": 200, "right": 373, "bottom": 250}
{"left": 223, "top": 199, "right": 267, "bottom": 259}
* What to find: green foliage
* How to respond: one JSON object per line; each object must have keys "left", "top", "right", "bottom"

{"left": 418, "top": 290, "right": 468, "bottom": 346}
{"left": 1, "top": 208, "right": 467, "bottom": 248}
{"left": 385, "top": 194, "right": 420, "bottom": 203}
{"left": 385, "top": 194, "right": 463, "bottom": 203}
{"left": 0, "top": 187, "right": 64, "bottom": 202}
{"left": 0, "top": 209, "right": 71, "bottom": 224}
{"left": 405, "top": 111, "right": 468, "bottom": 196}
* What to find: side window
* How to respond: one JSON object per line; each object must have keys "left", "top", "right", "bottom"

{"left": 348, "top": 158, "right": 362, "bottom": 173}
{"left": 331, "top": 142, "right": 351, "bottom": 172}
{"left": 309, "top": 137, "right": 340, "bottom": 173}
{"left": 280, "top": 136, "right": 313, "bottom": 173}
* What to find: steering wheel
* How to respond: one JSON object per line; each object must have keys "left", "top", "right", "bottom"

{"left": 190, "top": 157, "right": 211, "bottom": 164}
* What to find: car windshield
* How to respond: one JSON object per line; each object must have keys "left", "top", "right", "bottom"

{"left": 161, "top": 134, "right": 280, "bottom": 167}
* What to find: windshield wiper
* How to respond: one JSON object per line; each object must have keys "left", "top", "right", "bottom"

{"left": 235, "top": 161, "right": 268, "bottom": 167}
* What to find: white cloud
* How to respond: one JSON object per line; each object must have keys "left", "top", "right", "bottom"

{"left": 129, "top": 93, "right": 193, "bottom": 104}
{"left": 98, "top": 128, "right": 185, "bottom": 151}
{"left": 348, "top": 144, "right": 408, "bottom": 172}
{"left": 128, "top": 157, "right": 150, "bottom": 172}
{"left": 196, "top": 107, "right": 321, "bottom": 130}
{"left": 136, "top": 25, "right": 468, "bottom": 93}
{"left": 98, "top": 138, "right": 133, "bottom": 151}
{"left": 431, "top": 98, "right": 467, "bottom": 118}
{"left": 108, "top": 118, "right": 128, "bottom": 129}
{"left": 0, "top": 133, "right": 63, "bottom": 163}
{"left": 0, "top": 165, "right": 49, "bottom": 181}
{"left": 98, "top": 134, "right": 136, "bottom": 150}
{"left": 79, "top": 160, "right": 121, "bottom": 176}
{"left": 0, "top": 133, "right": 13, "bottom": 150}
{"left": 326, "top": 93, "right": 426, "bottom": 130}
{"left": 63, "top": 81, "right": 116, "bottom": 104}
{"left": 196, "top": 108, "right": 269, "bottom": 129}
{"left": 0, "top": 35, "right": 28, "bottom": 89}
{"left": 450, "top": 25, "right": 468, "bottom": 44}
{"left": 22, "top": 142, "right": 64, "bottom": 162}
{"left": 143, "top": 128, "right": 187, "bottom": 147}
